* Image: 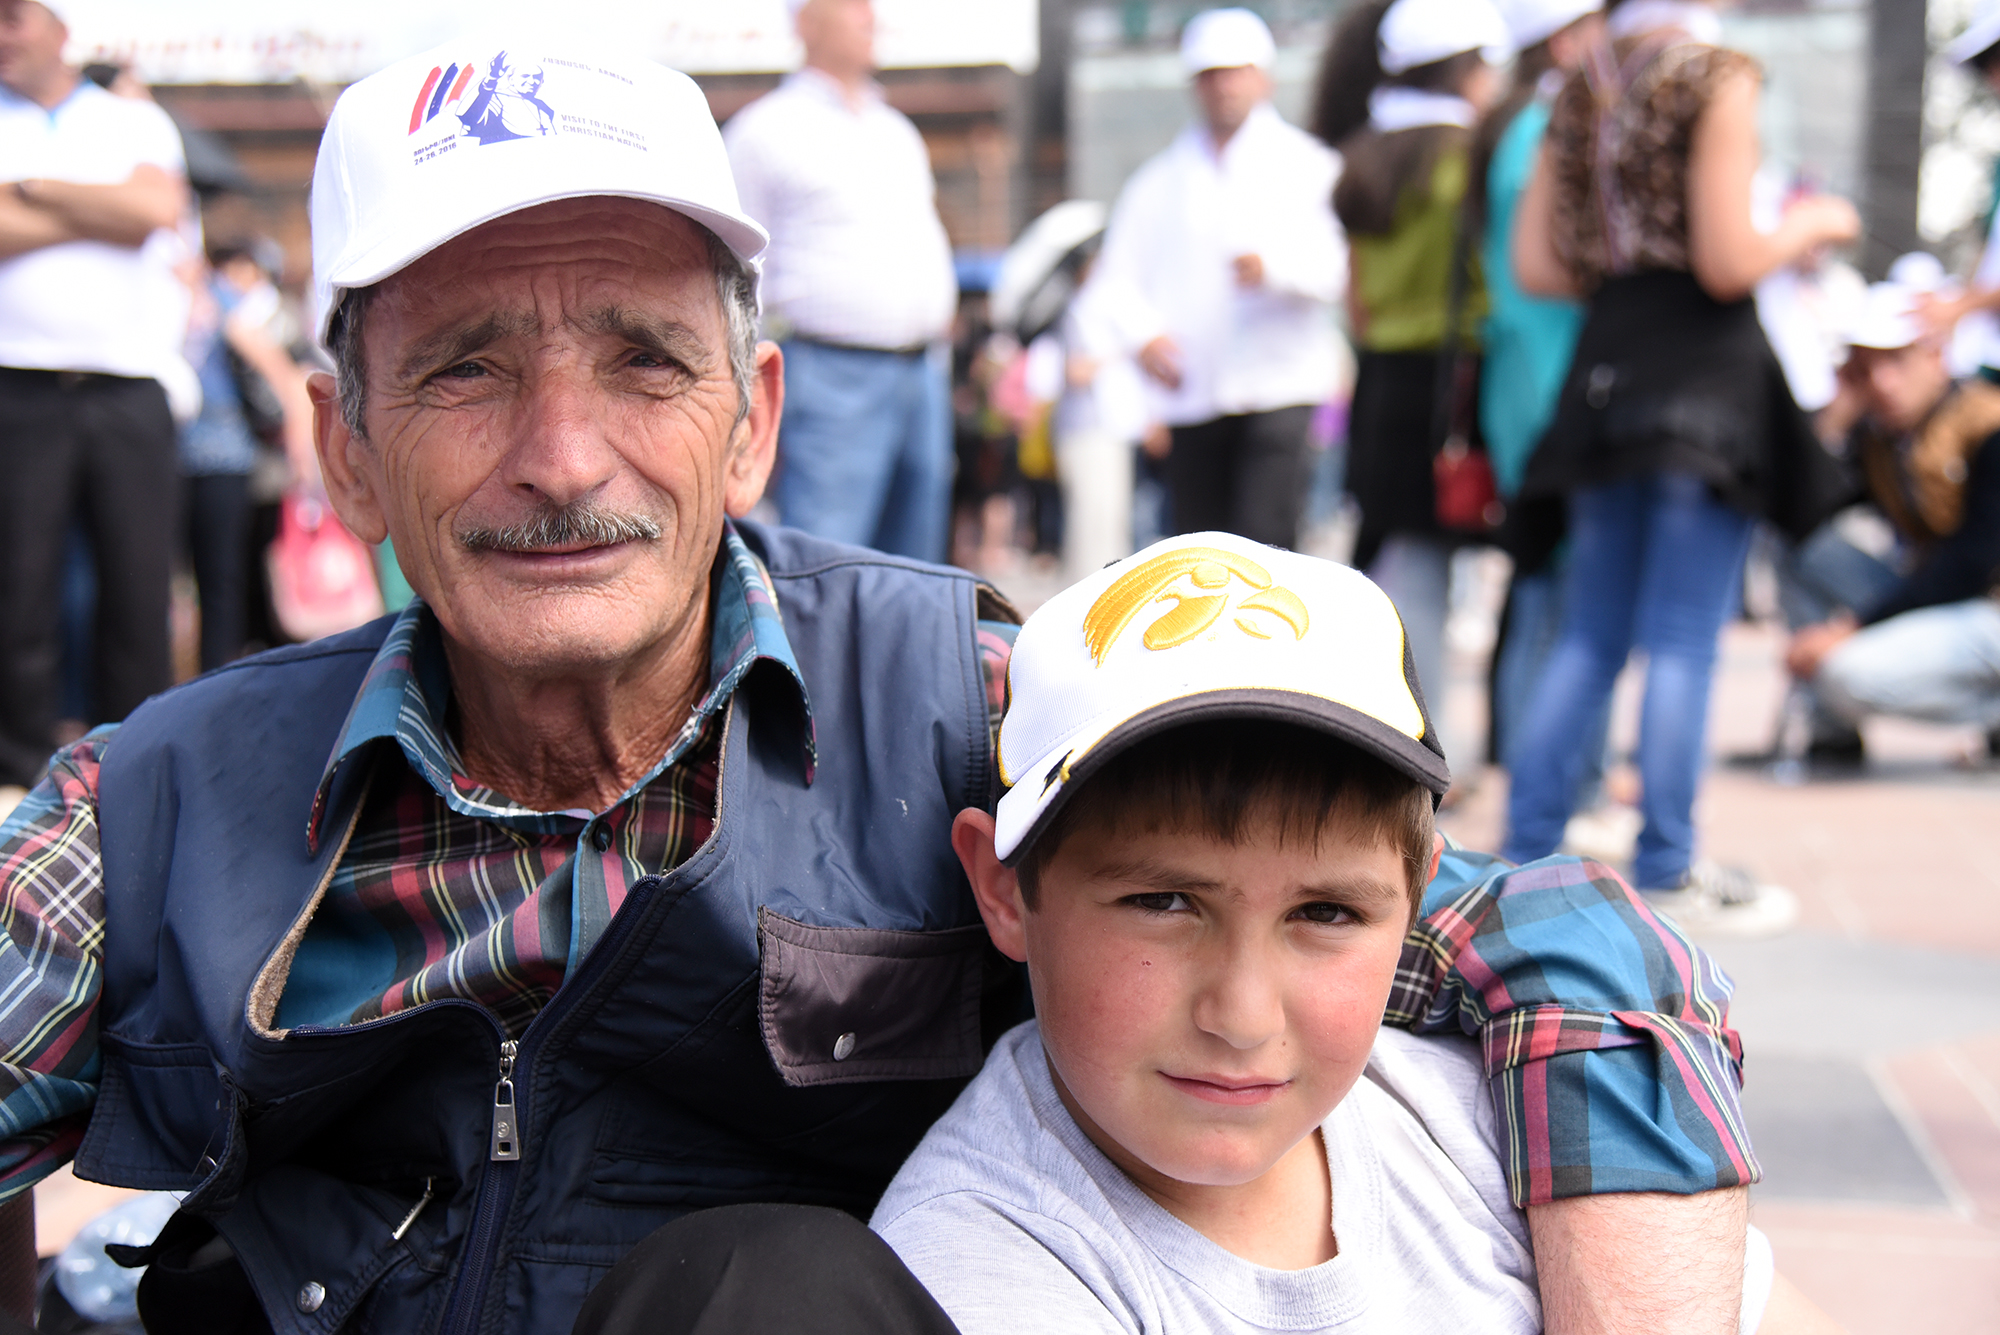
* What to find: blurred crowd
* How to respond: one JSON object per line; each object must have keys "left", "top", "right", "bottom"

{"left": 4, "top": 0, "right": 2000, "bottom": 947}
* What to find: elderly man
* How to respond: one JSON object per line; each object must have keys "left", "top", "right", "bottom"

{"left": 0, "top": 0, "right": 189, "bottom": 790}
{"left": 1085, "top": 7, "right": 1344, "bottom": 551}
{"left": 724, "top": 0, "right": 957, "bottom": 561}
{"left": 0, "top": 35, "right": 1766, "bottom": 1335}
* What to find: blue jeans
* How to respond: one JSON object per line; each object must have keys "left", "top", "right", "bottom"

{"left": 1494, "top": 560, "right": 1610, "bottom": 807}
{"left": 1818, "top": 598, "right": 2000, "bottom": 729}
{"left": 774, "top": 340, "right": 952, "bottom": 562}
{"left": 1504, "top": 473, "right": 1754, "bottom": 888}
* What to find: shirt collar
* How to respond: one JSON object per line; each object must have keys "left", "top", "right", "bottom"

{"left": 307, "top": 521, "right": 814, "bottom": 850}
{"left": 784, "top": 65, "right": 884, "bottom": 112}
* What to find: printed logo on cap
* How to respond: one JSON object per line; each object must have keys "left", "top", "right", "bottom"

{"left": 1083, "top": 546, "right": 1310, "bottom": 664}
{"left": 404, "top": 50, "right": 647, "bottom": 168}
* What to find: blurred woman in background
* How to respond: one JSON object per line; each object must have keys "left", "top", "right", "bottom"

{"left": 1504, "top": 0, "right": 1859, "bottom": 933}
{"left": 1312, "top": 0, "right": 1508, "bottom": 767}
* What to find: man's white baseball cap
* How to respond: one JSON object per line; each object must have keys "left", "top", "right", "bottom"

{"left": 1493, "top": 0, "right": 1599, "bottom": 50}
{"left": 992, "top": 533, "right": 1449, "bottom": 864}
{"left": 1378, "top": 0, "right": 1511, "bottom": 75}
{"left": 1180, "top": 8, "right": 1277, "bottom": 74}
{"left": 1950, "top": 0, "right": 2000, "bottom": 65}
{"left": 1844, "top": 281, "right": 1925, "bottom": 352}
{"left": 309, "top": 35, "right": 768, "bottom": 346}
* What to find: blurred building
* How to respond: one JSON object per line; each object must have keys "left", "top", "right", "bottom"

{"left": 59, "top": 0, "right": 1050, "bottom": 294}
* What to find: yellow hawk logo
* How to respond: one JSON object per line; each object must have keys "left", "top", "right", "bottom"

{"left": 1083, "top": 547, "right": 1309, "bottom": 665}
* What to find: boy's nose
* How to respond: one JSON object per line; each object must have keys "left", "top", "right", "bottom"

{"left": 1188, "top": 949, "right": 1286, "bottom": 1051}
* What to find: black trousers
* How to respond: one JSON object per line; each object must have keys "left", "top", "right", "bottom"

{"left": 571, "top": 1204, "right": 961, "bottom": 1335}
{"left": 183, "top": 472, "right": 252, "bottom": 672}
{"left": 1166, "top": 405, "right": 1316, "bottom": 550}
{"left": 0, "top": 367, "right": 177, "bottom": 785}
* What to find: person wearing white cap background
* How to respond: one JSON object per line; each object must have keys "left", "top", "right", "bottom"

{"left": 722, "top": 0, "right": 959, "bottom": 563}
{"left": 1082, "top": 8, "right": 1345, "bottom": 552}
{"left": 0, "top": 0, "right": 190, "bottom": 795}
{"left": 1781, "top": 279, "right": 2000, "bottom": 755}
{"left": 1309, "top": 0, "right": 1507, "bottom": 774}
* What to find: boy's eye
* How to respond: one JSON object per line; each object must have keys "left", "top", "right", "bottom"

{"left": 1128, "top": 892, "right": 1194, "bottom": 915}
{"left": 1293, "top": 901, "right": 1356, "bottom": 925}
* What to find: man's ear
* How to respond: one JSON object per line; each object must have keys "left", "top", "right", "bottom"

{"left": 723, "top": 341, "right": 783, "bottom": 519}
{"left": 309, "top": 370, "right": 389, "bottom": 545}
{"left": 952, "top": 809, "right": 1029, "bottom": 963}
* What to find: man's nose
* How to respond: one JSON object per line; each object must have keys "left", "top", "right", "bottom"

{"left": 501, "top": 367, "right": 621, "bottom": 508}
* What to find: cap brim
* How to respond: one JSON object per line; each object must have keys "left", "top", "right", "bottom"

{"left": 317, "top": 187, "right": 765, "bottom": 344}
{"left": 994, "top": 688, "right": 1451, "bottom": 866}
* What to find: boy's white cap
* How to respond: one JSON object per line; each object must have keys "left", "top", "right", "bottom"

{"left": 1493, "top": 0, "right": 1599, "bottom": 50}
{"left": 1180, "top": 8, "right": 1277, "bottom": 74}
{"left": 1950, "top": 0, "right": 2000, "bottom": 65}
{"left": 1844, "top": 282, "right": 1924, "bottom": 352}
{"left": 309, "top": 35, "right": 767, "bottom": 346}
{"left": 993, "top": 533, "right": 1449, "bottom": 864}
{"left": 1378, "top": 0, "right": 1511, "bottom": 74}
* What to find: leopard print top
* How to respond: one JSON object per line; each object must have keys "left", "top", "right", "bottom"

{"left": 1544, "top": 37, "right": 1758, "bottom": 291}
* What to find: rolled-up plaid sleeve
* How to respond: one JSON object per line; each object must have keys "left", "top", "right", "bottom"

{"left": 1385, "top": 840, "right": 1757, "bottom": 1207}
{"left": 0, "top": 731, "right": 115, "bottom": 1204}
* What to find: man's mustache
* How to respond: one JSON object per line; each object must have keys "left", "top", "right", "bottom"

{"left": 457, "top": 503, "right": 663, "bottom": 554}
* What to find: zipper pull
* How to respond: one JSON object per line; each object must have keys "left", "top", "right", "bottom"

{"left": 489, "top": 1040, "right": 522, "bottom": 1162}
{"left": 392, "top": 1177, "right": 436, "bottom": 1241}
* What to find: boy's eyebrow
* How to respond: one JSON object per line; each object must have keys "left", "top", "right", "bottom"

{"left": 1091, "top": 859, "right": 1407, "bottom": 907}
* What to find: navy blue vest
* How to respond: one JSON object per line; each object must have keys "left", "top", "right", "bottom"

{"left": 82, "top": 525, "right": 1013, "bottom": 1334}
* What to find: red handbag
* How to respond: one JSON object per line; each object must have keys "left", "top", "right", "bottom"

{"left": 1434, "top": 435, "right": 1502, "bottom": 533}
{"left": 266, "top": 489, "right": 384, "bottom": 642}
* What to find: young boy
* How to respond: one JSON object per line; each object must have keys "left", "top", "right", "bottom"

{"left": 871, "top": 534, "right": 1801, "bottom": 1333}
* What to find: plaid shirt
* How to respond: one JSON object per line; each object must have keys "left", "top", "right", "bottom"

{"left": 0, "top": 530, "right": 1756, "bottom": 1209}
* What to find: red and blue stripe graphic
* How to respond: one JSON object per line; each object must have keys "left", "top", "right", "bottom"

{"left": 409, "top": 59, "right": 477, "bottom": 134}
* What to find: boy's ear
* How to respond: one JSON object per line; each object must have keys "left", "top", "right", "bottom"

{"left": 1428, "top": 832, "right": 1444, "bottom": 884}
{"left": 952, "top": 809, "right": 1029, "bottom": 963}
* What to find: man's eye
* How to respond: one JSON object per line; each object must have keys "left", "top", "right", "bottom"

{"left": 1294, "top": 902, "right": 1355, "bottom": 925}
{"left": 1128, "top": 892, "right": 1193, "bottom": 914}
{"left": 441, "top": 361, "right": 487, "bottom": 379}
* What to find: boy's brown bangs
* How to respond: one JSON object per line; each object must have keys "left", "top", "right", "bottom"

{"left": 1014, "top": 719, "right": 1435, "bottom": 913}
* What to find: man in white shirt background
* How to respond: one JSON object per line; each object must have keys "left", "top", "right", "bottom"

{"left": 723, "top": 0, "right": 959, "bottom": 562}
{"left": 1086, "top": 7, "right": 1345, "bottom": 552}
{"left": 0, "top": 0, "right": 189, "bottom": 791}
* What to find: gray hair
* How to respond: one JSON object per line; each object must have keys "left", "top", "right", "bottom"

{"left": 328, "top": 223, "right": 760, "bottom": 440}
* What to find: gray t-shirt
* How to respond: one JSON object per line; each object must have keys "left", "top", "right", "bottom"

{"left": 872, "top": 1021, "right": 1542, "bottom": 1334}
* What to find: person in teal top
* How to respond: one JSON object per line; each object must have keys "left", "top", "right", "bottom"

{"left": 1475, "top": 0, "right": 1600, "bottom": 768}
{"left": 1479, "top": 96, "right": 1584, "bottom": 497}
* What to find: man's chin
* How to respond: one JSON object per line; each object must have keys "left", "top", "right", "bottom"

{"left": 433, "top": 582, "right": 698, "bottom": 680}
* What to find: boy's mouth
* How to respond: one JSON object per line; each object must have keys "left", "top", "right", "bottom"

{"left": 1162, "top": 1073, "right": 1291, "bottom": 1107}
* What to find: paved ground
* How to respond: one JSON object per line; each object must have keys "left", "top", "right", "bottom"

{"left": 27, "top": 552, "right": 2000, "bottom": 1332}
{"left": 1437, "top": 617, "right": 2000, "bottom": 1333}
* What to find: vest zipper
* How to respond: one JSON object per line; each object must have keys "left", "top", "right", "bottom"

{"left": 433, "top": 873, "right": 670, "bottom": 1335}
{"left": 436, "top": 698, "right": 736, "bottom": 1334}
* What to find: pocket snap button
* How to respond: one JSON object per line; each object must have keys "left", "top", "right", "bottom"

{"left": 297, "top": 1280, "right": 326, "bottom": 1313}
{"left": 832, "top": 1032, "right": 857, "bottom": 1061}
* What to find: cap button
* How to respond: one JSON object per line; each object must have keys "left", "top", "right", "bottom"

{"left": 297, "top": 1280, "right": 326, "bottom": 1313}
{"left": 832, "top": 1032, "right": 857, "bottom": 1062}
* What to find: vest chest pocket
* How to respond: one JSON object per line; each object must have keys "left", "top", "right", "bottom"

{"left": 756, "top": 909, "right": 989, "bottom": 1087}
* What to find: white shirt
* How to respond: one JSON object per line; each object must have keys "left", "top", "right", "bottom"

{"left": 1023, "top": 288, "right": 1151, "bottom": 444}
{"left": 723, "top": 68, "right": 956, "bottom": 349}
{"left": 873, "top": 1023, "right": 1544, "bottom": 1334}
{"left": 1086, "top": 103, "right": 1346, "bottom": 427}
{"left": 0, "top": 80, "right": 188, "bottom": 379}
